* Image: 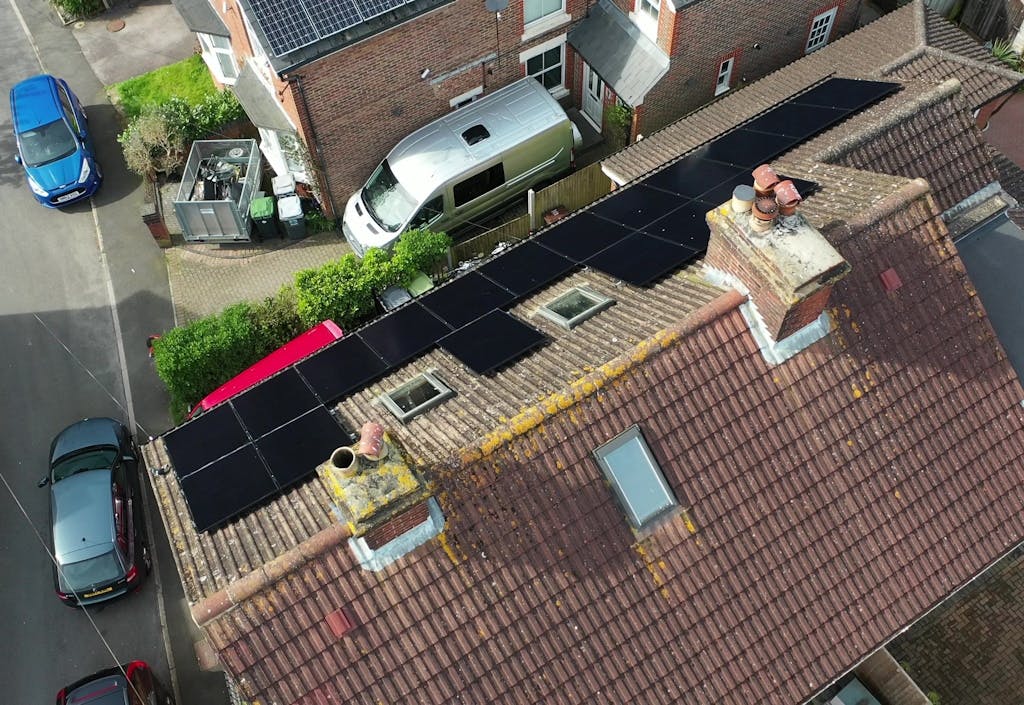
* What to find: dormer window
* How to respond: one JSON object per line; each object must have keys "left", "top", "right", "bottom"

{"left": 380, "top": 371, "right": 454, "bottom": 423}
{"left": 537, "top": 286, "right": 614, "bottom": 330}
{"left": 594, "top": 425, "right": 678, "bottom": 531}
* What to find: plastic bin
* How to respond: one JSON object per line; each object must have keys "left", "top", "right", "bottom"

{"left": 278, "top": 195, "right": 306, "bottom": 240}
{"left": 249, "top": 197, "right": 278, "bottom": 240}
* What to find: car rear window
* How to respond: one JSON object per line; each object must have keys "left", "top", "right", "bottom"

{"left": 60, "top": 549, "right": 124, "bottom": 592}
{"left": 18, "top": 118, "right": 77, "bottom": 167}
{"left": 52, "top": 448, "right": 118, "bottom": 482}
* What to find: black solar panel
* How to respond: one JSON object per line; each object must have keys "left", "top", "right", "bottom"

{"left": 478, "top": 241, "right": 576, "bottom": 299}
{"left": 164, "top": 404, "right": 249, "bottom": 478}
{"left": 793, "top": 78, "right": 900, "bottom": 111}
{"left": 586, "top": 185, "right": 688, "bottom": 230}
{"left": 295, "top": 335, "right": 389, "bottom": 403}
{"left": 419, "top": 271, "right": 517, "bottom": 329}
{"left": 642, "top": 200, "right": 713, "bottom": 251}
{"left": 231, "top": 368, "right": 319, "bottom": 438}
{"left": 535, "top": 212, "right": 634, "bottom": 261}
{"left": 358, "top": 302, "right": 450, "bottom": 366}
{"left": 743, "top": 102, "right": 847, "bottom": 140}
{"left": 180, "top": 446, "right": 277, "bottom": 532}
{"left": 439, "top": 310, "right": 547, "bottom": 375}
{"left": 585, "top": 233, "right": 700, "bottom": 286}
{"left": 701, "top": 129, "right": 798, "bottom": 168}
{"left": 642, "top": 156, "right": 743, "bottom": 198}
{"left": 255, "top": 407, "right": 350, "bottom": 487}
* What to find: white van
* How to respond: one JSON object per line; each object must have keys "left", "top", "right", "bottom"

{"left": 343, "top": 78, "right": 581, "bottom": 256}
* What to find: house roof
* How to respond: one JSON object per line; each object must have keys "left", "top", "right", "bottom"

{"left": 171, "top": 0, "right": 228, "bottom": 37}
{"left": 142, "top": 3, "right": 1024, "bottom": 704}
{"left": 567, "top": 0, "right": 669, "bottom": 106}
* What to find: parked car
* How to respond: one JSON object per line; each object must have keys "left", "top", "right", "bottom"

{"left": 56, "top": 660, "right": 173, "bottom": 705}
{"left": 9, "top": 74, "right": 102, "bottom": 207}
{"left": 343, "top": 77, "right": 581, "bottom": 256}
{"left": 186, "top": 320, "right": 344, "bottom": 419}
{"left": 38, "top": 418, "right": 149, "bottom": 606}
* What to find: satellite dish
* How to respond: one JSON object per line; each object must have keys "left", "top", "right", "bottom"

{"left": 485, "top": 0, "right": 508, "bottom": 11}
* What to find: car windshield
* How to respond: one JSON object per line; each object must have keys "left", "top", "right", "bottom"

{"left": 362, "top": 160, "right": 416, "bottom": 233}
{"left": 52, "top": 447, "right": 118, "bottom": 483}
{"left": 59, "top": 548, "right": 124, "bottom": 593}
{"left": 17, "top": 119, "right": 78, "bottom": 167}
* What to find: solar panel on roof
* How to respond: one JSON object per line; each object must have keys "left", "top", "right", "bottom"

{"left": 478, "top": 241, "right": 576, "bottom": 298}
{"left": 358, "top": 302, "right": 450, "bottom": 366}
{"left": 701, "top": 129, "right": 798, "bottom": 168}
{"left": 247, "top": 0, "right": 319, "bottom": 56}
{"left": 641, "top": 156, "right": 743, "bottom": 198}
{"left": 586, "top": 185, "right": 689, "bottom": 230}
{"left": 642, "top": 200, "right": 713, "bottom": 251}
{"left": 230, "top": 368, "right": 319, "bottom": 438}
{"left": 305, "top": 0, "right": 364, "bottom": 34}
{"left": 742, "top": 102, "right": 848, "bottom": 140}
{"left": 439, "top": 310, "right": 547, "bottom": 375}
{"left": 164, "top": 404, "right": 249, "bottom": 479}
{"left": 354, "top": 0, "right": 405, "bottom": 19}
{"left": 255, "top": 407, "right": 351, "bottom": 487}
{"left": 585, "top": 233, "right": 700, "bottom": 286}
{"left": 792, "top": 78, "right": 900, "bottom": 111}
{"left": 295, "top": 335, "right": 389, "bottom": 403}
{"left": 418, "top": 271, "right": 517, "bottom": 329}
{"left": 535, "top": 212, "right": 634, "bottom": 262}
{"left": 180, "top": 445, "right": 277, "bottom": 532}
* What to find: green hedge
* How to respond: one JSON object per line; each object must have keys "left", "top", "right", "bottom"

{"left": 153, "top": 229, "right": 449, "bottom": 422}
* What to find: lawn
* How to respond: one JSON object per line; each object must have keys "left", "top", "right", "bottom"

{"left": 112, "top": 54, "right": 218, "bottom": 120}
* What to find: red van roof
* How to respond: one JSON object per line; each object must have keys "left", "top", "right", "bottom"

{"left": 188, "top": 320, "right": 343, "bottom": 419}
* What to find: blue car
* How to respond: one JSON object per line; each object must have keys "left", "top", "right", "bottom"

{"left": 9, "top": 74, "right": 102, "bottom": 207}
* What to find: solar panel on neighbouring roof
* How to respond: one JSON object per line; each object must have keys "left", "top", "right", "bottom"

{"left": 535, "top": 211, "right": 634, "bottom": 262}
{"left": 295, "top": 335, "right": 390, "bottom": 403}
{"left": 230, "top": 368, "right": 319, "bottom": 438}
{"left": 439, "top": 310, "right": 548, "bottom": 375}
{"left": 305, "top": 0, "right": 364, "bottom": 34}
{"left": 586, "top": 185, "right": 690, "bottom": 230}
{"left": 163, "top": 404, "right": 250, "bottom": 479}
{"left": 585, "top": 233, "right": 700, "bottom": 286}
{"left": 247, "top": 0, "right": 319, "bottom": 56}
{"left": 355, "top": 0, "right": 405, "bottom": 19}
{"left": 641, "top": 156, "right": 743, "bottom": 198}
{"left": 478, "top": 241, "right": 576, "bottom": 298}
{"left": 179, "top": 445, "right": 278, "bottom": 532}
{"left": 255, "top": 407, "right": 351, "bottom": 487}
{"left": 418, "top": 271, "right": 518, "bottom": 329}
{"left": 358, "top": 302, "right": 450, "bottom": 366}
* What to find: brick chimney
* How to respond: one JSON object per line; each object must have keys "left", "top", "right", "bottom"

{"left": 317, "top": 421, "right": 442, "bottom": 570}
{"left": 704, "top": 165, "right": 850, "bottom": 344}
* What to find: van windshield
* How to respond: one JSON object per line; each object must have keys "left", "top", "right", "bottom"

{"left": 362, "top": 160, "right": 416, "bottom": 232}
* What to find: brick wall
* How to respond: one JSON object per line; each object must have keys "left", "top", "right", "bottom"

{"left": 363, "top": 501, "right": 431, "bottom": 549}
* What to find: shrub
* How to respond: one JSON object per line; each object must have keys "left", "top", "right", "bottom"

{"left": 249, "top": 286, "right": 304, "bottom": 350}
{"left": 118, "top": 110, "right": 186, "bottom": 179}
{"left": 51, "top": 0, "right": 103, "bottom": 21}
{"left": 304, "top": 210, "right": 338, "bottom": 234}
{"left": 605, "top": 103, "right": 633, "bottom": 150}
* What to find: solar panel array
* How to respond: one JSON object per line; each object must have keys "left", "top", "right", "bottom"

{"left": 248, "top": 0, "right": 415, "bottom": 57}
{"left": 165, "top": 77, "right": 899, "bottom": 532}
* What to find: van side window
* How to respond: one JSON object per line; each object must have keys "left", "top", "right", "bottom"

{"left": 409, "top": 195, "right": 444, "bottom": 230}
{"left": 453, "top": 163, "right": 506, "bottom": 207}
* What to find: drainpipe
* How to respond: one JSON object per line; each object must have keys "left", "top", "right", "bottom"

{"left": 287, "top": 73, "right": 338, "bottom": 219}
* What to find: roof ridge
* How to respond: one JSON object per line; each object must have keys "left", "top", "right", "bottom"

{"left": 814, "top": 78, "right": 964, "bottom": 162}
{"left": 190, "top": 522, "right": 350, "bottom": 626}
{"left": 922, "top": 45, "right": 1024, "bottom": 83}
{"left": 825, "top": 177, "right": 936, "bottom": 244}
{"left": 913, "top": 0, "right": 928, "bottom": 48}
{"left": 452, "top": 288, "right": 747, "bottom": 468}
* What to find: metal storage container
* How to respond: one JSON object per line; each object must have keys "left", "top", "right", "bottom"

{"left": 174, "top": 140, "right": 262, "bottom": 243}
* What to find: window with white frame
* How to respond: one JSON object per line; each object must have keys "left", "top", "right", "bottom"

{"left": 450, "top": 86, "right": 483, "bottom": 109}
{"left": 524, "top": 0, "right": 563, "bottom": 26}
{"left": 805, "top": 7, "right": 837, "bottom": 54}
{"left": 633, "top": 0, "right": 659, "bottom": 38}
{"left": 537, "top": 287, "right": 614, "bottom": 330}
{"left": 198, "top": 33, "right": 239, "bottom": 83}
{"left": 524, "top": 41, "right": 565, "bottom": 92}
{"left": 594, "top": 425, "right": 678, "bottom": 531}
{"left": 715, "top": 57, "right": 734, "bottom": 96}
{"left": 379, "top": 371, "right": 454, "bottom": 423}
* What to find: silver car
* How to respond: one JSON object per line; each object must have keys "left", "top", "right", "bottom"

{"left": 39, "top": 418, "right": 150, "bottom": 606}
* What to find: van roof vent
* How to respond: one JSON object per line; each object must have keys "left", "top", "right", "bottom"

{"left": 462, "top": 125, "right": 490, "bottom": 145}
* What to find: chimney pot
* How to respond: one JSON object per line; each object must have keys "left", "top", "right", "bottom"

{"left": 774, "top": 180, "right": 802, "bottom": 216}
{"left": 752, "top": 164, "right": 779, "bottom": 196}
{"left": 357, "top": 421, "right": 387, "bottom": 461}
{"left": 751, "top": 197, "right": 778, "bottom": 231}
{"left": 731, "top": 184, "right": 756, "bottom": 213}
{"left": 330, "top": 447, "right": 358, "bottom": 475}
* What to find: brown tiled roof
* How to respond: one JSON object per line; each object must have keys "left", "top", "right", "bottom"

{"left": 141, "top": 3, "right": 1024, "bottom": 704}
{"left": 989, "top": 147, "right": 1024, "bottom": 206}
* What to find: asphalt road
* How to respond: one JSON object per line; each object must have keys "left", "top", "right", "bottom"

{"left": 0, "top": 1, "right": 226, "bottom": 702}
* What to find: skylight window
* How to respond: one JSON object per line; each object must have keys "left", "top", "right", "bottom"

{"left": 593, "top": 425, "right": 678, "bottom": 531}
{"left": 537, "top": 286, "right": 614, "bottom": 330}
{"left": 462, "top": 125, "right": 490, "bottom": 145}
{"left": 379, "top": 371, "right": 454, "bottom": 423}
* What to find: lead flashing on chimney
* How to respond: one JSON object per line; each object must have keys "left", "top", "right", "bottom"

{"left": 349, "top": 497, "right": 445, "bottom": 572}
{"left": 702, "top": 265, "right": 832, "bottom": 365}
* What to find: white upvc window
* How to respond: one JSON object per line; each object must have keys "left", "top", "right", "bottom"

{"left": 805, "top": 7, "right": 837, "bottom": 54}
{"left": 715, "top": 57, "right": 734, "bottom": 96}
{"left": 632, "top": 0, "right": 659, "bottom": 39}
{"left": 520, "top": 35, "right": 568, "bottom": 97}
{"left": 450, "top": 85, "right": 483, "bottom": 109}
{"left": 198, "top": 33, "right": 239, "bottom": 83}
{"left": 521, "top": 0, "right": 570, "bottom": 41}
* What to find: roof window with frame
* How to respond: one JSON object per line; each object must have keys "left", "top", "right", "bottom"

{"left": 379, "top": 370, "right": 455, "bottom": 423}
{"left": 536, "top": 286, "right": 614, "bottom": 330}
{"left": 593, "top": 425, "right": 678, "bottom": 531}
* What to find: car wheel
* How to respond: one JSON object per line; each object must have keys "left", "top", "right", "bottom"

{"left": 142, "top": 544, "right": 152, "bottom": 575}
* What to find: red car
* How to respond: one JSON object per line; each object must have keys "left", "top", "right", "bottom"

{"left": 57, "top": 661, "right": 172, "bottom": 705}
